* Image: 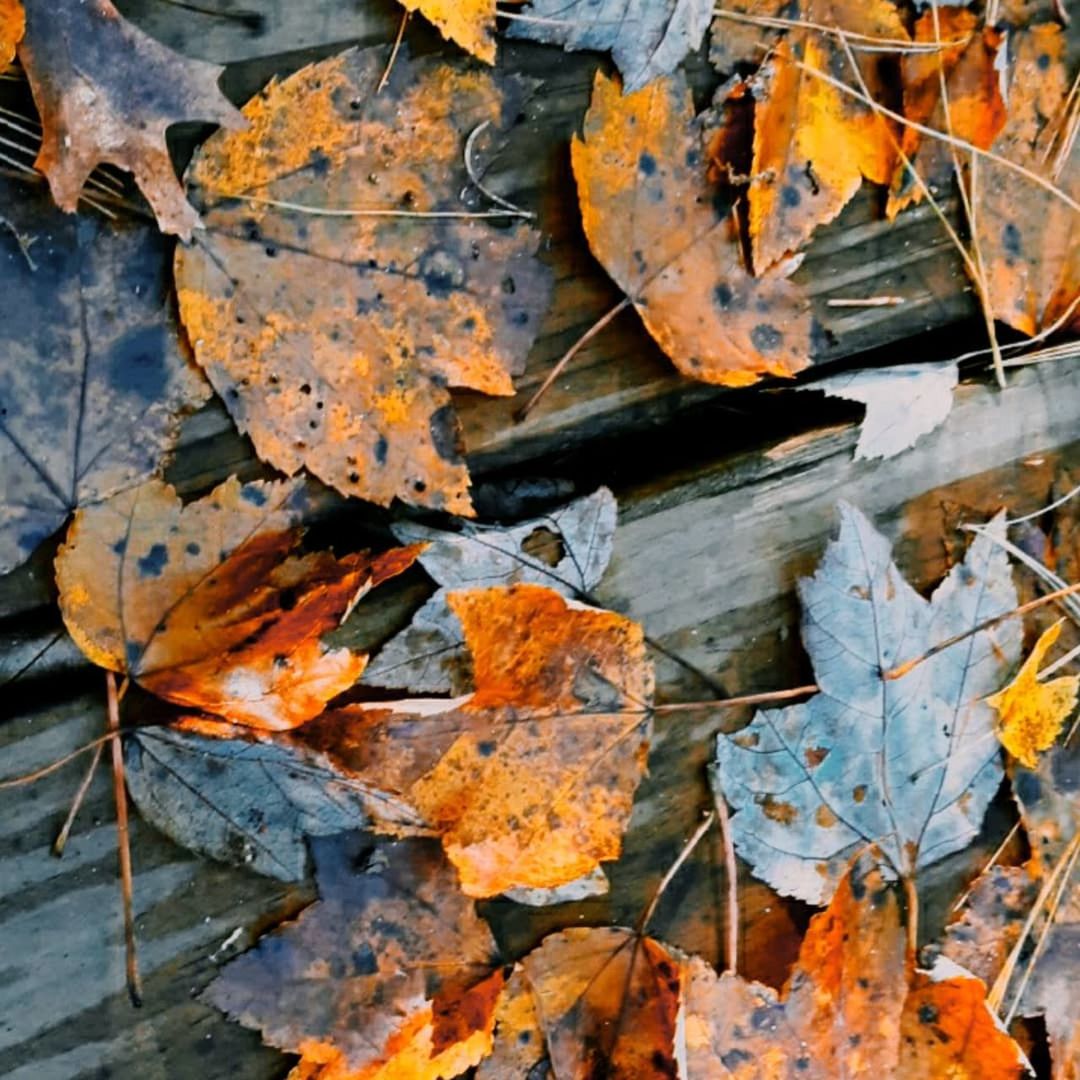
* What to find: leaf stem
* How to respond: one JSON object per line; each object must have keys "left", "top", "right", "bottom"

{"left": 638, "top": 812, "right": 714, "bottom": 934}
{"left": 713, "top": 785, "right": 740, "bottom": 974}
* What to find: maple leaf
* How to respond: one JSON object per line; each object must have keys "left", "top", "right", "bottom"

{"left": 364, "top": 488, "right": 617, "bottom": 693}
{"left": 398, "top": 0, "right": 495, "bottom": 63}
{"left": 206, "top": 834, "right": 503, "bottom": 1080}
{"left": 989, "top": 620, "right": 1079, "bottom": 768}
{"left": 732, "top": 0, "right": 908, "bottom": 270}
{"left": 174, "top": 48, "right": 551, "bottom": 518}
{"left": 55, "top": 476, "right": 421, "bottom": 730}
{"left": 886, "top": 7, "right": 1006, "bottom": 219}
{"left": 506, "top": 0, "right": 713, "bottom": 93}
{"left": 573, "top": 68, "right": 812, "bottom": 388}
{"left": 0, "top": 0, "right": 22, "bottom": 69}
{"left": 16, "top": 0, "right": 244, "bottom": 238}
{"left": 294, "top": 583, "right": 654, "bottom": 897}
{"left": 974, "top": 24, "right": 1079, "bottom": 336}
{"left": 0, "top": 173, "right": 210, "bottom": 576}
{"left": 711, "top": 502, "right": 1021, "bottom": 905}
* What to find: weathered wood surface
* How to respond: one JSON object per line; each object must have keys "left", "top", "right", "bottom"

{"left": 1, "top": 2, "right": 1075, "bottom": 1078}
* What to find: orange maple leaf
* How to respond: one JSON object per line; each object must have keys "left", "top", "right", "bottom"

{"left": 0, "top": 0, "right": 22, "bottom": 69}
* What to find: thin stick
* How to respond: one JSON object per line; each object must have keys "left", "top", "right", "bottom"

{"left": 638, "top": 812, "right": 715, "bottom": 933}
{"left": 515, "top": 298, "right": 630, "bottom": 421}
{"left": 902, "top": 875, "right": 920, "bottom": 956}
{"left": 884, "top": 581, "right": 1080, "bottom": 680}
{"left": 1000, "top": 480, "right": 1080, "bottom": 526}
{"left": 826, "top": 295, "right": 905, "bottom": 307}
{"left": 0, "top": 732, "right": 117, "bottom": 788}
{"left": 106, "top": 672, "right": 142, "bottom": 1007}
{"left": 464, "top": 121, "right": 534, "bottom": 217}
{"left": 52, "top": 741, "right": 104, "bottom": 856}
{"left": 376, "top": 11, "right": 408, "bottom": 94}
{"left": 215, "top": 191, "right": 532, "bottom": 220}
{"left": 653, "top": 684, "right": 818, "bottom": 713}
{"left": 713, "top": 786, "right": 739, "bottom": 974}
{"left": 951, "top": 820, "right": 1023, "bottom": 912}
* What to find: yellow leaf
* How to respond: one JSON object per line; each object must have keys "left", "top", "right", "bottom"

{"left": 988, "top": 620, "right": 1079, "bottom": 768}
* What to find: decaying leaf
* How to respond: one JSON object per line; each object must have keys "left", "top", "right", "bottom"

{"left": 712, "top": 501, "right": 1021, "bottom": 904}
{"left": 798, "top": 360, "right": 959, "bottom": 461}
{"left": 125, "top": 720, "right": 424, "bottom": 881}
{"left": 296, "top": 583, "right": 654, "bottom": 897}
{"left": 207, "top": 835, "right": 503, "bottom": 1080}
{"left": 16, "top": 0, "right": 244, "bottom": 238}
{"left": 174, "top": 48, "right": 551, "bottom": 517}
{"left": 887, "top": 7, "right": 1006, "bottom": 218}
{"left": 0, "top": 173, "right": 209, "bottom": 576}
{"left": 364, "top": 488, "right": 617, "bottom": 693}
{"left": 398, "top": 0, "right": 495, "bottom": 63}
{"left": 975, "top": 24, "right": 1079, "bottom": 335}
{"left": 55, "top": 476, "right": 420, "bottom": 730}
{"left": 741, "top": 1, "right": 908, "bottom": 270}
{"left": 989, "top": 620, "right": 1079, "bottom": 768}
{"left": 1012, "top": 739, "right": 1079, "bottom": 873}
{"left": 0, "top": 0, "right": 22, "bottom": 69}
{"left": 506, "top": 0, "right": 712, "bottom": 93}
{"left": 710, "top": 0, "right": 787, "bottom": 73}
{"left": 475, "top": 966, "right": 547, "bottom": 1080}
{"left": 573, "top": 68, "right": 812, "bottom": 387}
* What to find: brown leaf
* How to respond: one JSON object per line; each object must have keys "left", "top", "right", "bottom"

{"left": 887, "top": 7, "right": 1006, "bottom": 218}
{"left": 295, "top": 582, "right": 654, "bottom": 897}
{"left": 174, "top": 48, "right": 551, "bottom": 516}
{"left": 475, "top": 966, "right": 547, "bottom": 1079}
{"left": 399, "top": 0, "right": 495, "bottom": 63}
{"left": 0, "top": 0, "right": 22, "bottom": 69}
{"left": 16, "top": 0, "right": 244, "bottom": 238}
{"left": 573, "top": 68, "right": 811, "bottom": 387}
{"left": 207, "top": 835, "right": 502, "bottom": 1080}
{"left": 55, "top": 476, "right": 420, "bottom": 730}
{"left": 710, "top": 0, "right": 788, "bottom": 73}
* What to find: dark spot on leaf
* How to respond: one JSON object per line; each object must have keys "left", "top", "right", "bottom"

{"left": 650, "top": 1050, "right": 677, "bottom": 1077}
{"left": 477, "top": 740, "right": 496, "bottom": 757}
{"left": 750, "top": 324, "right": 783, "bottom": 352}
{"left": 429, "top": 404, "right": 464, "bottom": 464}
{"left": 781, "top": 185, "right": 801, "bottom": 208}
{"left": 240, "top": 485, "right": 267, "bottom": 507}
{"left": 125, "top": 641, "right": 141, "bottom": 669}
{"left": 279, "top": 588, "right": 297, "bottom": 612}
{"left": 638, "top": 151, "right": 657, "bottom": 176}
{"left": 721, "top": 1049, "right": 753, "bottom": 1069}
{"left": 308, "top": 149, "right": 331, "bottom": 176}
{"left": 112, "top": 538, "right": 127, "bottom": 556}
{"left": 186, "top": 542, "right": 200, "bottom": 555}
{"left": 374, "top": 435, "right": 388, "bottom": 465}
{"left": 137, "top": 543, "right": 168, "bottom": 578}
{"left": 421, "top": 250, "right": 465, "bottom": 298}
{"left": 714, "top": 283, "right": 734, "bottom": 309}
{"left": 1037, "top": 52, "right": 1051, "bottom": 70}
{"left": 852, "top": 784, "right": 867, "bottom": 803}
{"left": 918, "top": 1003, "right": 939, "bottom": 1024}
{"left": 1001, "top": 222, "right": 1022, "bottom": 259}
{"left": 351, "top": 942, "right": 377, "bottom": 974}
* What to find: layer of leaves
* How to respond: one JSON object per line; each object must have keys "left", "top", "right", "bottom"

{"left": 506, "top": 0, "right": 712, "bottom": 93}
{"left": 399, "top": 0, "right": 495, "bottom": 63}
{"left": 364, "top": 488, "right": 617, "bottom": 693}
{"left": 0, "top": 173, "right": 209, "bottom": 576}
{"left": 207, "top": 835, "right": 502, "bottom": 1079}
{"left": 55, "top": 476, "right": 420, "bottom": 730}
{"left": 17, "top": 0, "right": 244, "bottom": 237}
{"left": 573, "top": 68, "right": 812, "bottom": 387}
{"left": 712, "top": 501, "right": 1021, "bottom": 904}
{"left": 975, "top": 24, "right": 1079, "bottom": 335}
{"left": 174, "top": 48, "right": 551, "bottom": 517}
{"left": 296, "top": 583, "right": 654, "bottom": 897}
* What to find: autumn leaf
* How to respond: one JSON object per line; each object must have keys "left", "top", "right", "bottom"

{"left": 295, "top": 583, "right": 654, "bottom": 897}
{"left": 989, "top": 619, "right": 1079, "bottom": 768}
{"left": 206, "top": 835, "right": 503, "bottom": 1080}
{"left": 0, "top": 173, "right": 210, "bottom": 576}
{"left": 506, "top": 0, "right": 712, "bottom": 93}
{"left": 1011, "top": 739, "right": 1079, "bottom": 874}
{"left": 398, "top": 0, "right": 495, "bottom": 63}
{"left": 711, "top": 502, "right": 1021, "bottom": 905}
{"left": 573, "top": 68, "right": 812, "bottom": 388}
{"left": 15, "top": 0, "right": 244, "bottom": 238}
{"left": 975, "top": 24, "right": 1079, "bottom": 336}
{"left": 55, "top": 476, "right": 421, "bottom": 730}
{"left": 174, "top": 48, "right": 551, "bottom": 517}
{"left": 364, "top": 488, "right": 617, "bottom": 693}
{"left": 710, "top": 0, "right": 786, "bottom": 73}
{"left": 886, "top": 7, "right": 1006, "bottom": 219}
{"left": 737, "top": 0, "right": 908, "bottom": 270}
{"left": 0, "top": 0, "right": 22, "bottom": 69}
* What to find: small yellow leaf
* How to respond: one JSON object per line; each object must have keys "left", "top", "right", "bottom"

{"left": 988, "top": 620, "right": 1079, "bottom": 768}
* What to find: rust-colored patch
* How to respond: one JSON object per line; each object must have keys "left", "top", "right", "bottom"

{"left": 760, "top": 794, "right": 799, "bottom": 825}
{"left": 805, "top": 745, "right": 830, "bottom": 767}
{"left": 573, "top": 68, "right": 811, "bottom": 387}
{"left": 815, "top": 804, "right": 838, "bottom": 828}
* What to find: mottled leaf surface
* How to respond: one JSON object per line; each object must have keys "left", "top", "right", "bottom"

{"left": 712, "top": 502, "right": 1020, "bottom": 904}
{"left": 0, "top": 174, "right": 209, "bottom": 576}
{"left": 365, "top": 488, "right": 617, "bottom": 693}
{"left": 399, "top": 0, "right": 496, "bottom": 62}
{"left": 0, "top": 0, "right": 22, "bottom": 68}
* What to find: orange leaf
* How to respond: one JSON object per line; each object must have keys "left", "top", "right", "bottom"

{"left": 295, "top": 583, "right": 654, "bottom": 896}
{"left": 0, "top": 0, "right": 22, "bottom": 69}
{"left": 887, "top": 7, "right": 1006, "bottom": 218}
{"left": 573, "top": 68, "right": 812, "bottom": 387}
{"left": 743, "top": 0, "right": 908, "bottom": 269}
{"left": 398, "top": 0, "right": 495, "bottom": 63}
{"left": 16, "top": 0, "right": 243, "bottom": 238}
{"left": 55, "top": 476, "right": 420, "bottom": 730}
{"left": 174, "top": 49, "right": 551, "bottom": 516}
{"left": 207, "top": 835, "right": 502, "bottom": 1080}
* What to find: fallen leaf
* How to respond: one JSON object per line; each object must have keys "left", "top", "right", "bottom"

{"left": 174, "top": 48, "right": 551, "bottom": 517}
{"left": 709, "top": 0, "right": 787, "bottom": 73}
{"left": 475, "top": 966, "right": 547, "bottom": 1079}
{"left": 503, "top": 866, "right": 610, "bottom": 907}
{"left": 0, "top": 0, "right": 22, "bottom": 68}
{"left": 0, "top": 173, "right": 209, "bottom": 576}
{"left": 364, "top": 488, "right": 617, "bottom": 693}
{"left": 206, "top": 834, "right": 503, "bottom": 1080}
{"left": 1012, "top": 739, "right": 1079, "bottom": 874}
{"left": 711, "top": 501, "right": 1021, "bottom": 905}
{"left": 16, "top": 0, "right": 244, "bottom": 237}
{"left": 55, "top": 476, "right": 420, "bottom": 730}
{"left": 573, "top": 68, "right": 812, "bottom": 387}
{"left": 506, "top": 0, "right": 712, "bottom": 93}
{"left": 989, "top": 620, "right": 1079, "bottom": 768}
{"left": 296, "top": 583, "right": 654, "bottom": 897}
{"left": 741, "top": 1, "right": 908, "bottom": 270}
{"left": 798, "top": 360, "right": 959, "bottom": 461}
{"left": 975, "top": 24, "right": 1079, "bottom": 335}
{"left": 398, "top": 0, "right": 495, "bottom": 63}
{"left": 125, "top": 720, "right": 424, "bottom": 881}
{"left": 887, "top": 7, "right": 1006, "bottom": 218}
